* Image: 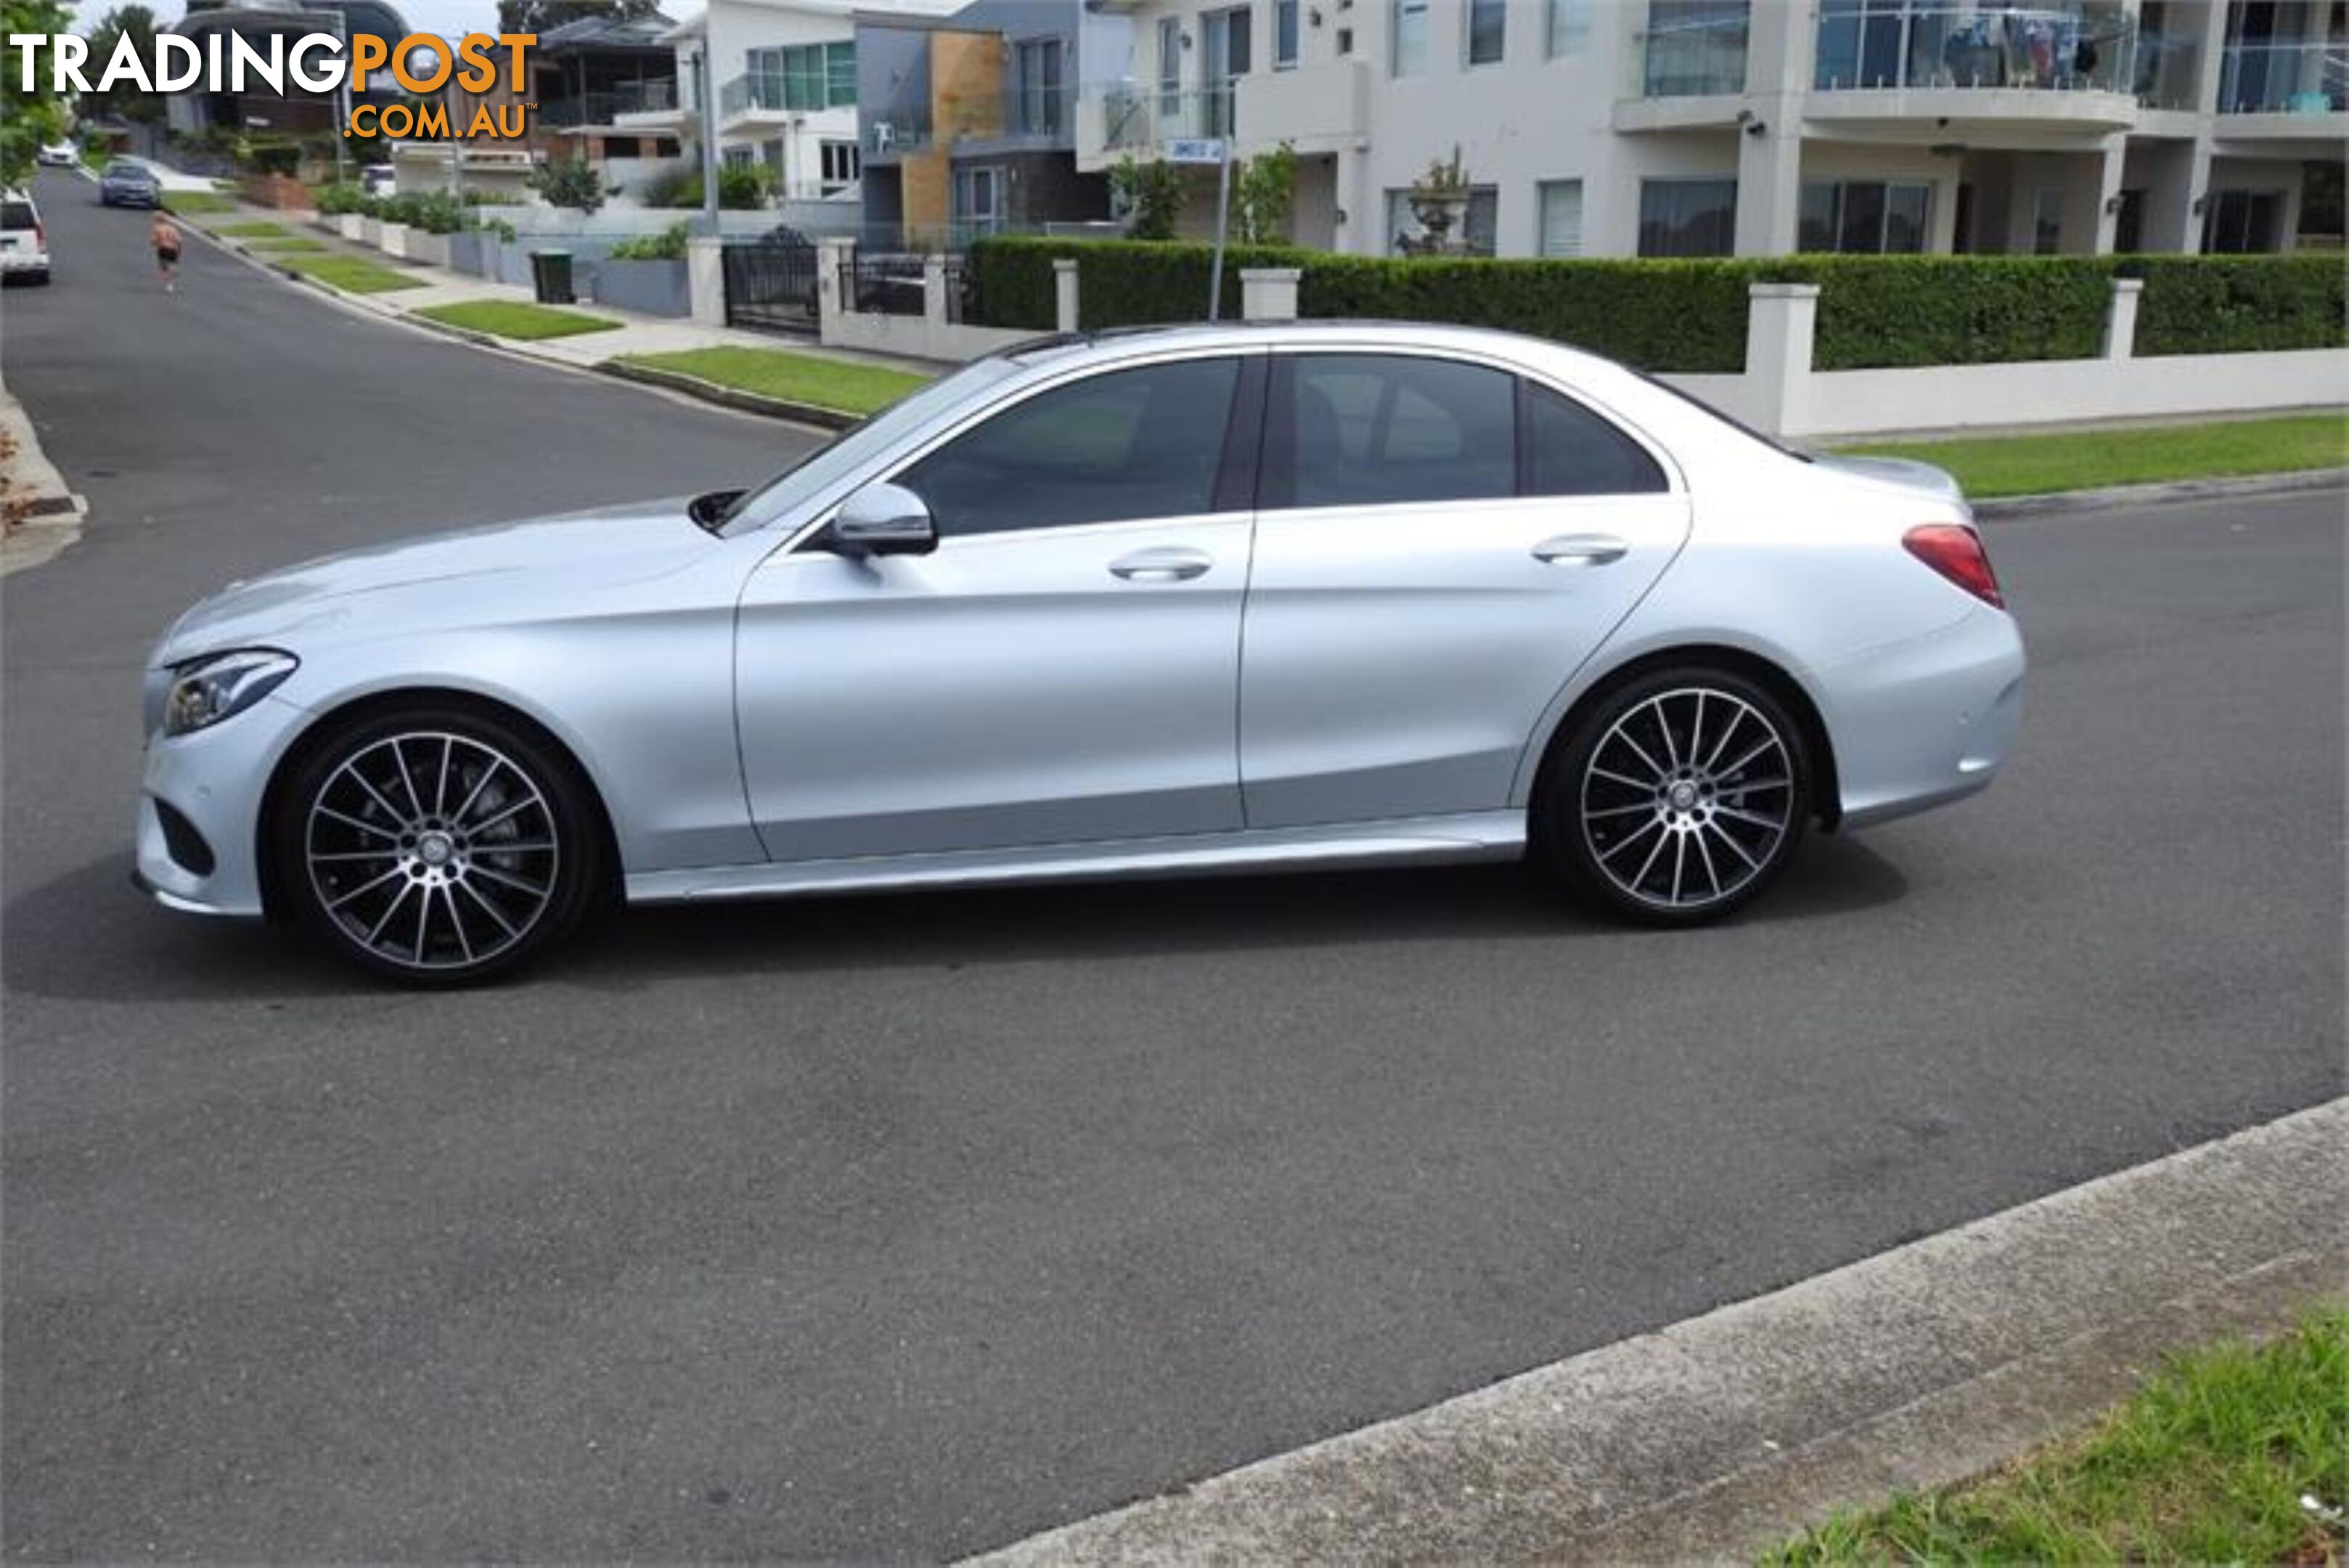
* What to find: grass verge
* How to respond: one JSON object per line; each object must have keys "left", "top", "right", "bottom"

{"left": 1837, "top": 412, "right": 2348, "bottom": 499}
{"left": 277, "top": 254, "right": 428, "bottom": 294}
{"left": 215, "top": 221, "right": 286, "bottom": 238}
{"left": 247, "top": 237, "right": 329, "bottom": 253}
{"left": 414, "top": 301, "right": 624, "bottom": 341}
{"left": 160, "top": 192, "right": 237, "bottom": 215}
{"left": 1768, "top": 1305, "right": 2349, "bottom": 1566}
{"left": 618, "top": 347, "right": 932, "bottom": 417}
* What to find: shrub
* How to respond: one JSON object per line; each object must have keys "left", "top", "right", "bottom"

{"left": 646, "top": 163, "right": 775, "bottom": 211}
{"left": 377, "top": 188, "right": 465, "bottom": 234}
{"left": 970, "top": 234, "right": 1311, "bottom": 330}
{"left": 1762, "top": 255, "right": 2115, "bottom": 368}
{"left": 608, "top": 221, "right": 690, "bottom": 261}
{"left": 311, "top": 180, "right": 366, "bottom": 216}
{"left": 531, "top": 157, "right": 608, "bottom": 215}
{"left": 468, "top": 215, "right": 518, "bottom": 242}
{"left": 462, "top": 187, "right": 526, "bottom": 205}
{"left": 2128, "top": 254, "right": 2347, "bottom": 355}
{"left": 1108, "top": 157, "right": 1186, "bottom": 241}
{"left": 637, "top": 163, "right": 698, "bottom": 209}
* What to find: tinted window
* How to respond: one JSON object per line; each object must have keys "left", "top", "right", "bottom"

{"left": 1, "top": 203, "right": 34, "bottom": 230}
{"left": 1524, "top": 384, "right": 1667, "bottom": 497}
{"left": 899, "top": 358, "right": 1239, "bottom": 538}
{"left": 1279, "top": 354, "right": 1515, "bottom": 508}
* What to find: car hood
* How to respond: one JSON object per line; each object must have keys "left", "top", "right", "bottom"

{"left": 1812, "top": 454, "right": 1968, "bottom": 506}
{"left": 155, "top": 499, "right": 716, "bottom": 666}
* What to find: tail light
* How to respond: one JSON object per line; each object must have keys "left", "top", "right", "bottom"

{"left": 33, "top": 223, "right": 44, "bottom": 249}
{"left": 1903, "top": 523, "right": 2005, "bottom": 609}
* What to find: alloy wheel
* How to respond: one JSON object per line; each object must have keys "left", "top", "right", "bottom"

{"left": 1578, "top": 687, "right": 1795, "bottom": 912}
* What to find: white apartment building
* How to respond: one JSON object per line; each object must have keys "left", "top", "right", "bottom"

{"left": 616, "top": 0, "right": 962, "bottom": 200}
{"left": 1072, "top": 0, "right": 2346, "bottom": 258}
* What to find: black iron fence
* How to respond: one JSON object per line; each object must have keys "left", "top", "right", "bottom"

{"left": 721, "top": 238, "right": 819, "bottom": 334}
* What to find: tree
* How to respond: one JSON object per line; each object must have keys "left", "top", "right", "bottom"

{"left": 530, "top": 155, "right": 608, "bottom": 214}
{"left": 1230, "top": 141, "right": 1296, "bottom": 245}
{"left": 1, "top": 0, "right": 75, "bottom": 187}
{"left": 496, "top": 0, "right": 658, "bottom": 36}
{"left": 1109, "top": 156, "right": 1185, "bottom": 242}
{"left": 81, "top": 4, "right": 164, "bottom": 126}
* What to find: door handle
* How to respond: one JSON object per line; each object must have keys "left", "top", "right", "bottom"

{"left": 1532, "top": 534, "right": 1630, "bottom": 566}
{"left": 1109, "top": 547, "right": 1212, "bottom": 583}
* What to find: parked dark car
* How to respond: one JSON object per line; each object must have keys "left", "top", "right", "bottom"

{"left": 97, "top": 160, "right": 161, "bottom": 208}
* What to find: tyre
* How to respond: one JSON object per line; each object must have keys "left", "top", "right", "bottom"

{"left": 277, "top": 706, "right": 606, "bottom": 984}
{"left": 1539, "top": 666, "right": 1812, "bottom": 925}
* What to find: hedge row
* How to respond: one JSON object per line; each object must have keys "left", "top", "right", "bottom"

{"left": 965, "top": 237, "right": 2345, "bottom": 372}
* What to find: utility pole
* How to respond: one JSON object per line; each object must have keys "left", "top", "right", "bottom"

{"left": 696, "top": 43, "right": 720, "bottom": 237}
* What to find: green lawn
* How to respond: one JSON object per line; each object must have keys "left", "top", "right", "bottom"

{"left": 160, "top": 192, "right": 237, "bottom": 215}
{"left": 415, "top": 301, "right": 624, "bottom": 340}
{"left": 215, "top": 221, "right": 286, "bottom": 237}
{"left": 1768, "top": 1307, "right": 2349, "bottom": 1566}
{"left": 1837, "top": 413, "right": 2348, "bottom": 499}
{"left": 276, "top": 254, "right": 428, "bottom": 294}
{"left": 620, "top": 347, "right": 933, "bottom": 417}
{"left": 247, "top": 237, "right": 329, "bottom": 253}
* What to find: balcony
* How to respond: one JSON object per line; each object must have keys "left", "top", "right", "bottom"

{"left": 1078, "top": 85, "right": 1236, "bottom": 167}
{"left": 2217, "top": 38, "right": 2347, "bottom": 128}
{"left": 539, "top": 80, "right": 685, "bottom": 130}
{"left": 1234, "top": 60, "right": 1370, "bottom": 154}
{"left": 1805, "top": 2, "right": 2142, "bottom": 133}
{"left": 610, "top": 77, "right": 692, "bottom": 131}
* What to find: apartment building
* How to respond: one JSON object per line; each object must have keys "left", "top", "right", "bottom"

{"left": 856, "top": 0, "right": 1120, "bottom": 245}
{"left": 1073, "top": 0, "right": 2345, "bottom": 258}
{"left": 616, "top": 0, "right": 963, "bottom": 202}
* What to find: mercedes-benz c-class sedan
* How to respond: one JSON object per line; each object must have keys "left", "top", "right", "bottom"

{"left": 138, "top": 322, "right": 2024, "bottom": 983}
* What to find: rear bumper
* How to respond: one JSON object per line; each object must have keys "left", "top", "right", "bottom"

{"left": 1822, "top": 605, "right": 2027, "bottom": 830}
{"left": 0, "top": 250, "right": 50, "bottom": 273}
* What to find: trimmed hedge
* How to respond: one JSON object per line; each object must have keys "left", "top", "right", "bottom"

{"left": 968, "top": 239, "right": 2347, "bottom": 372}
{"left": 2128, "top": 254, "right": 2348, "bottom": 356}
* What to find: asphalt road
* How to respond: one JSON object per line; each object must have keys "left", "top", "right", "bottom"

{"left": 4, "top": 170, "right": 2343, "bottom": 1561}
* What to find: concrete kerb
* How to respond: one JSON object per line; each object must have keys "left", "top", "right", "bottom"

{"left": 1972, "top": 467, "right": 2349, "bottom": 519}
{"left": 970, "top": 1098, "right": 2349, "bottom": 1567}
{"left": 592, "top": 360, "right": 861, "bottom": 432}
{"left": 1, "top": 380, "right": 89, "bottom": 576}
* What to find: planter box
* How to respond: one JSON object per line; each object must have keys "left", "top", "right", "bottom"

{"left": 448, "top": 230, "right": 496, "bottom": 277}
{"left": 588, "top": 257, "right": 690, "bottom": 318}
{"left": 404, "top": 229, "right": 450, "bottom": 267}
{"left": 359, "top": 216, "right": 383, "bottom": 248}
{"left": 377, "top": 221, "right": 409, "bottom": 258}
{"left": 338, "top": 213, "right": 366, "bottom": 242}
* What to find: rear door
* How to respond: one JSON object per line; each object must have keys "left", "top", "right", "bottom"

{"left": 1239, "top": 351, "right": 1691, "bottom": 828}
{"left": 0, "top": 199, "right": 38, "bottom": 262}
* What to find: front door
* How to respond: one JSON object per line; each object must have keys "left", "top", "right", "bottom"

{"left": 735, "top": 354, "right": 1259, "bottom": 862}
{"left": 1240, "top": 351, "right": 1690, "bottom": 829}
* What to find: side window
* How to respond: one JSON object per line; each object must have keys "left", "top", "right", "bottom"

{"left": 1522, "top": 383, "right": 1667, "bottom": 497}
{"left": 897, "top": 358, "right": 1241, "bottom": 538}
{"left": 1278, "top": 354, "right": 1516, "bottom": 508}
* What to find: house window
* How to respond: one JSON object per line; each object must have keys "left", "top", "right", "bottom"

{"left": 1157, "top": 16, "right": 1182, "bottom": 111}
{"left": 653, "top": 136, "right": 681, "bottom": 157}
{"left": 1275, "top": 0, "right": 1299, "bottom": 66}
{"left": 820, "top": 139, "right": 860, "bottom": 189}
{"left": 722, "top": 145, "right": 754, "bottom": 168}
{"left": 1547, "top": 0, "right": 1590, "bottom": 57}
{"left": 1013, "top": 38, "right": 1065, "bottom": 134}
{"left": 1537, "top": 178, "right": 1583, "bottom": 256}
{"left": 2033, "top": 186, "right": 2064, "bottom": 253}
{"left": 1467, "top": 0, "right": 1505, "bottom": 63}
{"left": 1393, "top": 0, "right": 1429, "bottom": 75}
{"left": 1643, "top": 0, "right": 1749, "bottom": 96}
{"left": 1638, "top": 177, "right": 1737, "bottom": 256}
{"left": 954, "top": 166, "right": 1005, "bottom": 234}
{"left": 748, "top": 41, "right": 855, "bottom": 111}
{"left": 1798, "top": 179, "right": 1931, "bottom": 252}
{"left": 2204, "top": 187, "right": 2286, "bottom": 253}
{"left": 605, "top": 135, "right": 643, "bottom": 158}
{"left": 1204, "top": 7, "right": 1251, "bottom": 135}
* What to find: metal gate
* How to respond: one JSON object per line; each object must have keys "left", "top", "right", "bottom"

{"left": 721, "top": 240, "right": 819, "bottom": 334}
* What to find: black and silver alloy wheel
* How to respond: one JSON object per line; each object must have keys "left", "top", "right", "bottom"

{"left": 1544, "top": 669, "right": 1810, "bottom": 923}
{"left": 284, "top": 709, "right": 600, "bottom": 982}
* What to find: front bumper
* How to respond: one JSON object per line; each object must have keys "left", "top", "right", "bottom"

{"left": 1823, "top": 605, "right": 2027, "bottom": 830}
{"left": 134, "top": 693, "right": 314, "bottom": 919}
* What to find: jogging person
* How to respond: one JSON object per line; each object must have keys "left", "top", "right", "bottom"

{"left": 150, "top": 212, "right": 181, "bottom": 293}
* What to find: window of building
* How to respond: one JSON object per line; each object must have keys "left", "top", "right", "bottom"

{"left": 653, "top": 136, "right": 681, "bottom": 158}
{"left": 899, "top": 359, "right": 1242, "bottom": 537}
{"left": 953, "top": 165, "right": 1004, "bottom": 234}
{"left": 1273, "top": 355, "right": 1517, "bottom": 509}
{"left": 1638, "top": 178, "right": 1737, "bottom": 256}
{"left": 820, "top": 139, "right": 860, "bottom": 189}
{"left": 1798, "top": 179, "right": 1931, "bottom": 252}
{"left": 2033, "top": 187, "right": 2064, "bottom": 253}
{"left": 1547, "top": 0, "right": 1590, "bottom": 57}
{"left": 722, "top": 145, "right": 755, "bottom": 169}
{"left": 1204, "top": 7, "right": 1251, "bottom": 134}
{"left": 1275, "top": 0, "right": 1299, "bottom": 66}
{"left": 1157, "top": 16, "right": 1182, "bottom": 110}
{"left": 747, "top": 41, "right": 855, "bottom": 111}
{"left": 2204, "top": 187, "right": 2286, "bottom": 253}
{"left": 1523, "top": 383, "right": 1667, "bottom": 497}
{"left": 1537, "top": 179, "right": 1584, "bottom": 256}
{"left": 1393, "top": 0, "right": 1429, "bottom": 75}
{"left": 1643, "top": 0, "right": 1748, "bottom": 95}
{"left": 1467, "top": 0, "right": 1506, "bottom": 64}
{"left": 1013, "top": 37, "right": 1064, "bottom": 134}
{"left": 605, "top": 135, "right": 643, "bottom": 158}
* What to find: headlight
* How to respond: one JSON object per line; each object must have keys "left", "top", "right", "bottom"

{"left": 161, "top": 650, "right": 298, "bottom": 736}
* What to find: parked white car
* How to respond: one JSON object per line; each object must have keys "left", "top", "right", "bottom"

{"left": 36, "top": 142, "right": 78, "bottom": 168}
{"left": 1, "top": 190, "right": 50, "bottom": 285}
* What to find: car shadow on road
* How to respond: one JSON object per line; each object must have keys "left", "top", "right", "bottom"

{"left": 3, "top": 836, "right": 1910, "bottom": 1003}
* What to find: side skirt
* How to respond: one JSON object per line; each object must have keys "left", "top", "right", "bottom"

{"left": 626, "top": 812, "right": 1528, "bottom": 905}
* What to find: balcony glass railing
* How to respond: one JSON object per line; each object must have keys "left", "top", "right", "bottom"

{"left": 612, "top": 78, "right": 679, "bottom": 115}
{"left": 2218, "top": 38, "right": 2347, "bottom": 113}
{"left": 1100, "top": 84, "right": 1238, "bottom": 150}
{"left": 1812, "top": 4, "right": 2136, "bottom": 94}
{"left": 1643, "top": 1, "right": 1749, "bottom": 97}
{"left": 862, "top": 115, "right": 933, "bottom": 157}
{"left": 2132, "top": 28, "right": 2199, "bottom": 108}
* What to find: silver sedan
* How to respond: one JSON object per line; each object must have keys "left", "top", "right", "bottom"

{"left": 137, "top": 322, "right": 2025, "bottom": 982}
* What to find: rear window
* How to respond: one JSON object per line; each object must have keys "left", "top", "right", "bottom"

{"left": 1, "top": 202, "right": 35, "bottom": 229}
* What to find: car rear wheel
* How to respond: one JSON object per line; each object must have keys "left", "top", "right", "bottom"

{"left": 1540, "top": 666, "right": 1811, "bottom": 924}
{"left": 278, "top": 707, "right": 603, "bottom": 984}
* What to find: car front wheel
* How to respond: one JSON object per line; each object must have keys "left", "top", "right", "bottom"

{"left": 278, "top": 707, "right": 604, "bottom": 983}
{"left": 1540, "top": 667, "right": 1812, "bottom": 924}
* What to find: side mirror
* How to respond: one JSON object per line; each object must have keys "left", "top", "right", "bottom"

{"left": 830, "top": 481, "right": 937, "bottom": 558}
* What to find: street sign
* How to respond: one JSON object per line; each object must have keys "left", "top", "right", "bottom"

{"left": 1164, "top": 138, "right": 1227, "bottom": 166}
